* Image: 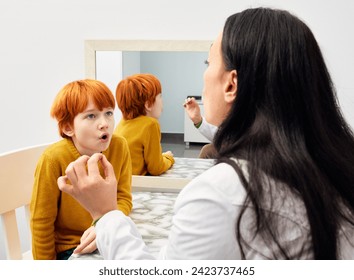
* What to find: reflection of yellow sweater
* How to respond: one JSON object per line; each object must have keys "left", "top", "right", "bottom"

{"left": 30, "top": 136, "right": 132, "bottom": 260}
{"left": 114, "top": 115, "right": 174, "bottom": 175}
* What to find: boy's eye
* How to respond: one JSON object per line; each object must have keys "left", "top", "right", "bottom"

{"left": 105, "top": 111, "right": 114, "bottom": 117}
{"left": 204, "top": 59, "right": 209, "bottom": 66}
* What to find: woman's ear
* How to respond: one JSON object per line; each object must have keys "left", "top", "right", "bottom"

{"left": 224, "top": 70, "right": 237, "bottom": 104}
{"left": 62, "top": 124, "right": 74, "bottom": 137}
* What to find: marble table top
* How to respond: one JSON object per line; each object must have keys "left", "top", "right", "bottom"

{"left": 129, "top": 191, "right": 178, "bottom": 258}
{"left": 159, "top": 157, "right": 215, "bottom": 179}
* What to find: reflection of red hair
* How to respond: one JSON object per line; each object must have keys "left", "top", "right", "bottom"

{"left": 50, "top": 79, "right": 115, "bottom": 138}
{"left": 116, "top": 73, "right": 161, "bottom": 120}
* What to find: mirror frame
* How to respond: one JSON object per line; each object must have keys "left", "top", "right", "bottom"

{"left": 84, "top": 40, "right": 213, "bottom": 78}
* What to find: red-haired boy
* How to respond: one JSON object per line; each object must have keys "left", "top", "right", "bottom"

{"left": 30, "top": 79, "right": 132, "bottom": 259}
{"left": 114, "top": 73, "right": 174, "bottom": 175}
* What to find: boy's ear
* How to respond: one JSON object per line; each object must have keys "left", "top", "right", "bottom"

{"left": 62, "top": 124, "right": 74, "bottom": 137}
{"left": 144, "top": 101, "right": 152, "bottom": 113}
{"left": 224, "top": 70, "right": 237, "bottom": 104}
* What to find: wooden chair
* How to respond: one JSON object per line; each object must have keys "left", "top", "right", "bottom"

{"left": 0, "top": 143, "right": 49, "bottom": 259}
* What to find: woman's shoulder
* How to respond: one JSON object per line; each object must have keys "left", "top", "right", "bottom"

{"left": 177, "top": 160, "right": 248, "bottom": 207}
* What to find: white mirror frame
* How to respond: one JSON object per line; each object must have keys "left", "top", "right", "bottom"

{"left": 84, "top": 40, "right": 213, "bottom": 79}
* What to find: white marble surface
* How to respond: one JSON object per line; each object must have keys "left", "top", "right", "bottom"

{"left": 130, "top": 191, "right": 178, "bottom": 257}
{"left": 160, "top": 157, "right": 215, "bottom": 179}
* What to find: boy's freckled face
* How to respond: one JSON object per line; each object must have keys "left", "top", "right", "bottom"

{"left": 68, "top": 100, "right": 115, "bottom": 156}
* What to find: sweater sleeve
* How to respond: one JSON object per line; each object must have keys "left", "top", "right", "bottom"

{"left": 30, "top": 153, "right": 61, "bottom": 260}
{"left": 143, "top": 121, "right": 174, "bottom": 175}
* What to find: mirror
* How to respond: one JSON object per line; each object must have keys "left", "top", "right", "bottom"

{"left": 85, "top": 40, "right": 213, "bottom": 157}
{"left": 85, "top": 40, "right": 212, "bottom": 78}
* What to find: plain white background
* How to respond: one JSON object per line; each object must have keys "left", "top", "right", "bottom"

{"left": 0, "top": 0, "right": 353, "bottom": 154}
{"left": 0, "top": 0, "right": 353, "bottom": 259}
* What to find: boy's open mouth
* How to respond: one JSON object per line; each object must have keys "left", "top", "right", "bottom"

{"left": 100, "top": 133, "right": 108, "bottom": 140}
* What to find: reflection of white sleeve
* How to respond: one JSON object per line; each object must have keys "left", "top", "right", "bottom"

{"left": 198, "top": 117, "right": 218, "bottom": 141}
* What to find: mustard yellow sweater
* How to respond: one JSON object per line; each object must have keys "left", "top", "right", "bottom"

{"left": 114, "top": 116, "right": 174, "bottom": 175}
{"left": 30, "top": 136, "right": 132, "bottom": 259}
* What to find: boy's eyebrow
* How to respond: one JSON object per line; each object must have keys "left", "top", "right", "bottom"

{"left": 81, "top": 108, "right": 97, "bottom": 113}
{"left": 81, "top": 107, "right": 114, "bottom": 113}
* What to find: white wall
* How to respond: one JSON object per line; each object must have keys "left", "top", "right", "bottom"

{"left": 0, "top": 0, "right": 353, "bottom": 259}
{"left": 95, "top": 51, "right": 124, "bottom": 124}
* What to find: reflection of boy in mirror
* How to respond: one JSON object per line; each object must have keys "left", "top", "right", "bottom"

{"left": 114, "top": 73, "right": 175, "bottom": 175}
{"left": 183, "top": 97, "right": 218, "bottom": 158}
{"left": 30, "top": 79, "right": 132, "bottom": 259}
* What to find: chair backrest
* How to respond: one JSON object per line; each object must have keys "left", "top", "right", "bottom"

{"left": 0, "top": 143, "right": 49, "bottom": 259}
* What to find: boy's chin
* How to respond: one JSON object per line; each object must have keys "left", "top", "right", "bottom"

{"left": 95, "top": 143, "right": 110, "bottom": 154}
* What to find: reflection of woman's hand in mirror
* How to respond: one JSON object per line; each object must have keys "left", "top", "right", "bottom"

{"left": 183, "top": 97, "right": 202, "bottom": 125}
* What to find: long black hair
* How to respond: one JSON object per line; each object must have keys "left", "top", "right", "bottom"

{"left": 214, "top": 8, "right": 354, "bottom": 259}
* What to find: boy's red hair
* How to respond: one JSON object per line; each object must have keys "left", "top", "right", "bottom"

{"left": 116, "top": 73, "right": 161, "bottom": 120}
{"left": 50, "top": 79, "right": 115, "bottom": 138}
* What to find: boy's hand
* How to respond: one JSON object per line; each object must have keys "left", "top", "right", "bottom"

{"left": 74, "top": 226, "right": 97, "bottom": 255}
{"left": 163, "top": 151, "right": 174, "bottom": 157}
